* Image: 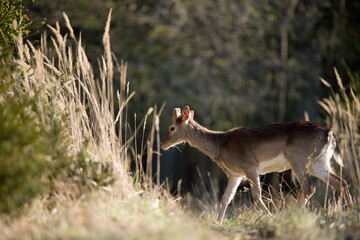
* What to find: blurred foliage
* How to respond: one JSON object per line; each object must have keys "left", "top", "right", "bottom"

{"left": 27, "top": 0, "right": 360, "bottom": 192}
{"left": 0, "top": 38, "right": 115, "bottom": 215}
{"left": 0, "top": 1, "right": 49, "bottom": 214}
{"left": 0, "top": 0, "right": 44, "bottom": 47}
{"left": 0, "top": 1, "right": 115, "bottom": 213}
{"left": 68, "top": 151, "right": 115, "bottom": 193}
{"left": 28, "top": 0, "right": 360, "bottom": 129}
{"left": 0, "top": 60, "right": 69, "bottom": 214}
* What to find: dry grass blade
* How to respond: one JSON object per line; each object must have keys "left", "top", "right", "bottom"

{"left": 320, "top": 77, "right": 332, "bottom": 88}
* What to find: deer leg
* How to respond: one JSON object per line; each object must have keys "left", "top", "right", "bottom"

{"left": 310, "top": 168, "right": 353, "bottom": 207}
{"left": 329, "top": 172, "right": 353, "bottom": 207}
{"left": 285, "top": 151, "right": 316, "bottom": 206}
{"left": 292, "top": 169, "right": 315, "bottom": 206}
{"left": 247, "top": 168, "right": 272, "bottom": 215}
{"left": 217, "top": 176, "right": 242, "bottom": 223}
{"left": 299, "top": 178, "right": 316, "bottom": 206}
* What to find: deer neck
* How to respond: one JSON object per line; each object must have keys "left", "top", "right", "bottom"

{"left": 185, "top": 120, "right": 224, "bottom": 159}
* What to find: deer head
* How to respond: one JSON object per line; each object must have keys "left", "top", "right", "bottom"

{"left": 160, "top": 106, "right": 194, "bottom": 150}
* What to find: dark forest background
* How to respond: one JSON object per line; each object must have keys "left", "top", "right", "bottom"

{"left": 28, "top": 0, "right": 360, "bottom": 195}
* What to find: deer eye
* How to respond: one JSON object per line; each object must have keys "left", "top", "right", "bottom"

{"left": 169, "top": 127, "right": 175, "bottom": 132}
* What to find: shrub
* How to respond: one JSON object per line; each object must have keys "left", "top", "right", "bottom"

{"left": 0, "top": 0, "right": 38, "bottom": 46}
{"left": 0, "top": 70, "right": 70, "bottom": 214}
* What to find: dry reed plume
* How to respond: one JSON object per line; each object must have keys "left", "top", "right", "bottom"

{"left": 14, "top": 9, "right": 163, "bottom": 195}
{"left": 319, "top": 70, "right": 360, "bottom": 200}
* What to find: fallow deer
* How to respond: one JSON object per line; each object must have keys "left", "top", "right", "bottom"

{"left": 161, "top": 106, "right": 353, "bottom": 223}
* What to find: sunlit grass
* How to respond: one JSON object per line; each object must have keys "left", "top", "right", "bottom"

{"left": 1, "top": 189, "right": 221, "bottom": 240}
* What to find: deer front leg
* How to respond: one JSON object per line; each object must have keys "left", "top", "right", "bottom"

{"left": 217, "top": 176, "right": 242, "bottom": 223}
{"left": 247, "top": 168, "right": 272, "bottom": 215}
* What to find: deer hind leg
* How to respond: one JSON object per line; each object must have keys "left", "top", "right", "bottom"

{"left": 291, "top": 168, "right": 316, "bottom": 206}
{"left": 309, "top": 165, "right": 353, "bottom": 207}
{"left": 329, "top": 172, "right": 353, "bottom": 207}
{"left": 285, "top": 152, "right": 316, "bottom": 206}
{"left": 246, "top": 168, "right": 272, "bottom": 215}
{"left": 217, "top": 176, "right": 242, "bottom": 223}
{"left": 328, "top": 173, "right": 353, "bottom": 207}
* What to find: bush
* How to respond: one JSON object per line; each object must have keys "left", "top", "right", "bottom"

{"left": 68, "top": 155, "right": 115, "bottom": 193}
{"left": 0, "top": 0, "right": 36, "bottom": 46}
{"left": 0, "top": 1, "right": 72, "bottom": 213}
{"left": 0, "top": 73, "right": 69, "bottom": 214}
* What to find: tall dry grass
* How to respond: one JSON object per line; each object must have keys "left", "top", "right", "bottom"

{"left": 13, "top": 12, "right": 125, "bottom": 196}
{"left": 319, "top": 69, "right": 360, "bottom": 200}
{"left": 0, "top": 10, "right": 221, "bottom": 240}
{"left": 14, "top": 9, "right": 165, "bottom": 194}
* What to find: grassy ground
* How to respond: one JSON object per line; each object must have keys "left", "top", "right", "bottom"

{"left": 0, "top": 11, "right": 359, "bottom": 240}
{"left": 1, "top": 188, "right": 224, "bottom": 240}
{"left": 1, "top": 189, "right": 359, "bottom": 239}
{"left": 218, "top": 204, "right": 360, "bottom": 240}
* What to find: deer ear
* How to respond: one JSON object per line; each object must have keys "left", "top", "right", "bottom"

{"left": 181, "top": 106, "right": 191, "bottom": 121}
{"left": 172, "top": 108, "right": 181, "bottom": 122}
{"left": 189, "top": 110, "right": 194, "bottom": 120}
